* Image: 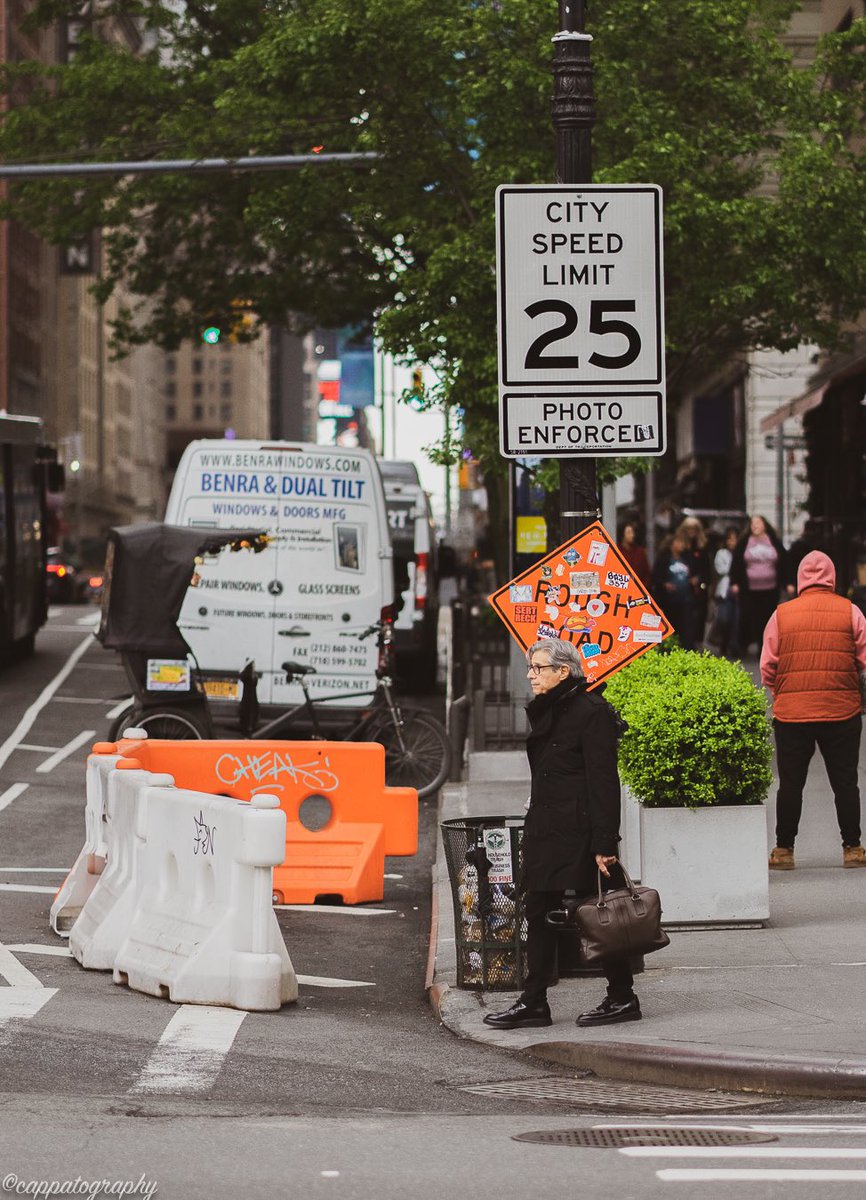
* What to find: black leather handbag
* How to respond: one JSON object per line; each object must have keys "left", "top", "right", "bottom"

{"left": 548, "top": 864, "right": 670, "bottom": 963}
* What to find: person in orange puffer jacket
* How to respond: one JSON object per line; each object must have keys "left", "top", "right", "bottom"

{"left": 761, "top": 551, "right": 866, "bottom": 870}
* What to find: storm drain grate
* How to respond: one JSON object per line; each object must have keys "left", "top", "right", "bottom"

{"left": 461, "top": 1077, "right": 775, "bottom": 1113}
{"left": 512, "top": 1126, "right": 780, "bottom": 1148}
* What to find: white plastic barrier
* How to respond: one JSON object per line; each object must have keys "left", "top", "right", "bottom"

{"left": 51, "top": 731, "right": 150, "bottom": 935}
{"left": 69, "top": 767, "right": 175, "bottom": 970}
{"left": 113, "top": 789, "right": 297, "bottom": 1011}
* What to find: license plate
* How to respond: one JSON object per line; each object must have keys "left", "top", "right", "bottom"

{"left": 203, "top": 680, "right": 240, "bottom": 701}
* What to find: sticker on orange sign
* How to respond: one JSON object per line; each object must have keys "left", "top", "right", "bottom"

{"left": 488, "top": 521, "right": 673, "bottom": 688}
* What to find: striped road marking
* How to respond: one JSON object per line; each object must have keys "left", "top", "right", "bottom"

{"left": 0, "top": 634, "right": 93, "bottom": 771}
{"left": 275, "top": 905, "right": 396, "bottom": 916}
{"left": 625, "top": 1147, "right": 866, "bottom": 1158}
{"left": 0, "top": 784, "right": 29, "bottom": 814}
{"left": 35, "top": 729, "right": 96, "bottom": 773}
{"left": 657, "top": 1169, "right": 866, "bottom": 1182}
{"left": 6, "top": 945, "right": 373, "bottom": 986}
{"left": 0, "top": 884, "right": 59, "bottom": 894}
{"left": 0, "top": 940, "right": 57, "bottom": 1020}
{"left": 131, "top": 1005, "right": 247, "bottom": 1095}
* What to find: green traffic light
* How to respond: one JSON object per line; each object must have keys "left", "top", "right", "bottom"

{"left": 202, "top": 326, "right": 221, "bottom": 345}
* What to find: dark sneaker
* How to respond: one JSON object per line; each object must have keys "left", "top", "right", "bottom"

{"left": 576, "top": 995, "right": 641, "bottom": 1027}
{"left": 482, "top": 999, "right": 552, "bottom": 1030}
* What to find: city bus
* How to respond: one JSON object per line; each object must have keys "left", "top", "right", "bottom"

{"left": 0, "top": 413, "right": 61, "bottom": 660}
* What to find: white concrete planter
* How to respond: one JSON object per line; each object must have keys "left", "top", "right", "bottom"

{"left": 639, "top": 803, "right": 770, "bottom": 926}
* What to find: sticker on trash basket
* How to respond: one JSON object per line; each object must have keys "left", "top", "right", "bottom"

{"left": 483, "top": 828, "right": 514, "bottom": 885}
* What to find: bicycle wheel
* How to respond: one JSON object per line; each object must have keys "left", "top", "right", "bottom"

{"left": 108, "top": 706, "right": 206, "bottom": 741}
{"left": 374, "top": 708, "right": 450, "bottom": 798}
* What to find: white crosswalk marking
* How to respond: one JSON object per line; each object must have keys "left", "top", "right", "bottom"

{"left": 0, "top": 942, "right": 57, "bottom": 1022}
{"left": 627, "top": 1147, "right": 866, "bottom": 1158}
{"left": 130, "top": 1005, "right": 247, "bottom": 1095}
{"left": 657, "top": 1169, "right": 866, "bottom": 1182}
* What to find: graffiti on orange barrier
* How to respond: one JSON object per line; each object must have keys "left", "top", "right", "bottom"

{"left": 488, "top": 521, "right": 672, "bottom": 688}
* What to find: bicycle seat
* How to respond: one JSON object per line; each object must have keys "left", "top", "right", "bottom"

{"left": 281, "top": 661, "right": 318, "bottom": 678}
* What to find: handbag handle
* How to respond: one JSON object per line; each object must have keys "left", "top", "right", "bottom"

{"left": 595, "top": 861, "right": 640, "bottom": 907}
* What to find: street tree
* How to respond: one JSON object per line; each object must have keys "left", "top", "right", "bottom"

{"left": 4, "top": 0, "right": 866, "bottom": 513}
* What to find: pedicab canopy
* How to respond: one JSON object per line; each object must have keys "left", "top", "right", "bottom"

{"left": 96, "top": 522, "right": 268, "bottom": 657}
{"left": 488, "top": 521, "right": 673, "bottom": 689}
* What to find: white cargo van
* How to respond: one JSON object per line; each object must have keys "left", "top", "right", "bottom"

{"left": 164, "top": 441, "right": 394, "bottom": 706}
{"left": 379, "top": 459, "right": 439, "bottom": 687}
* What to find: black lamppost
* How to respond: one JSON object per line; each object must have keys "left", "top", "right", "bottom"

{"left": 552, "top": 0, "right": 598, "bottom": 541}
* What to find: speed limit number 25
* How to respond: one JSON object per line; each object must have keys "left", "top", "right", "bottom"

{"left": 496, "top": 185, "right": 664, "bottom": 389}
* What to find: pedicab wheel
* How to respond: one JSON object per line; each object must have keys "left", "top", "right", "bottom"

{"left": 376, "top": 708, "right": 450, "bottom": 798}
{"left": 108, "top": 705, "right": 207, "bottom": 741}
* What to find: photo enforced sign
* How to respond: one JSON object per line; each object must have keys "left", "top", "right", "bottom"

{"left": 495, "top": 184, "right": 666, "bottom": 458}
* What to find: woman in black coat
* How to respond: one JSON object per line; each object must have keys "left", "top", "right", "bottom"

{"left": 483, "top": 638, "right": 641, "bottom": 1030}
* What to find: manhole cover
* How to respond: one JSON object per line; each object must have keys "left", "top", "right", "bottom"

{"left": 462, "top": 1077, "right": 775, "bottom": 1114}
{"left": 512, "top": 1126, "right": 780, "bottom": 1148}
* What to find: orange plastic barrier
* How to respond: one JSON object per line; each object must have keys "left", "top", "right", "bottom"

{"left": 93, "top": 738, "right": 418, "bottom": 906}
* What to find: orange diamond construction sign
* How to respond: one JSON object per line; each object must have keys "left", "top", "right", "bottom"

{"left": 488, "top": 521, "right": 673, "bottom": 688}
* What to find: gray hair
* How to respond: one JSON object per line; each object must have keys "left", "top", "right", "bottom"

{"left": 527, "top": 638, "right": 585, "bottom": 678}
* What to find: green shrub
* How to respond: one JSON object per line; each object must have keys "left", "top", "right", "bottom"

{"left": 603, "top": 648, "right": 773, "bottom": 809}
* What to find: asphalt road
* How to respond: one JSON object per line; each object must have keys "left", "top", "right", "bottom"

{"left": 1, "top": 608, "right": 865, "bottom": 1199}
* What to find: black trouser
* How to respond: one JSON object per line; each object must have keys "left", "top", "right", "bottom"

{"left": 742, "top": 589, "right": 777, "bottom": 653}
{"left": 520, "top": 886, "right": 635, "bottom": 1007}
{"left": 774, "top": 715, "right": 862, "bottom": 848}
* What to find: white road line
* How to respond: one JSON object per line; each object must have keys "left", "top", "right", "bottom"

{"left": 0, "top": 941, "right": 45, "bottom": 987}
{"left": 5, "top": 948, "right": 370, "bottom": 985}
{"left": 76, "top": 612, "right": 100, "bottom": 627}
{"left": 657, "top": 1169, "right": 866, "bottom": 1182}
{"left": 47, "top": 607, "right": 62, "bottom": 618}
{"left": 130, "top": 1005, "right": 247, "bottom": 1095}
{"left": 296, "top": 975, "right": 375, "bottom": 988}
{"left": 0, "top": 884, "right": 58, "bottom": 894}
{"left": 275, "top": 905, "right": 396, "bottom": 916}
{"left": 53, "top": 697, "right": 114, "bottom": 705}
{"left": 749, "top": 1126, "right": 866, "bottom": 1135}
{"left": 0, "top": 990, "right": 57, "bottom": 1020}
{"left": 0, "top": 634, "right": 94, "bottom": 771}
{"left": 0, "top": 784, "right": 29, "bottom": 814}
{"left": 6, "top": 944, "right": 72, "bottom": 957}
{"left": 35, "top": 729, "right": 96, "bottom": 774}
{"left": 383, "top": 873, "right": 403, "bottom": 879}
{"left": 16, "top": 744, "right": 61, "bottom": 754}
{"left": 0, "top": 868, "right": 69, "bottom": 874}
{"left": 624, "top": 1148, "right": 866, "bottom": 1159}
{"left": 105, "top": 699, "right": 132, "bottom": 719}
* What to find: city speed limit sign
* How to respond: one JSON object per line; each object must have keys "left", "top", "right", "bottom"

{"left": 496, "top": 184, "right": 665, "bottom": 457}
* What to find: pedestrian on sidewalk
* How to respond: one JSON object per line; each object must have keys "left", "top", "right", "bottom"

{"left": 483, "top": 639, "right": 640, "bottom": 1031}
{"left": 731, "top": 514, "right": 792, "bottom": 656}
{"left": 761, "top": 550, "right": 866, "bottom": 870}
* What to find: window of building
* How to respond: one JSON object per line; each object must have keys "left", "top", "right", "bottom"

{"left": 192, "top": 358, "right": 203, "bottom": 375}
{"left": 220, "top": 403, "right": 232, "bottom": 422}
{"left": 193, "top": 381, "right": 203, "bottom": 397}
{"left": 221, "top": 380, "right": 231, "bottom": 397}
{"left": 193, "top": 404, "right": 203, "bottom": 421}
{"left": 221, "top": 359, "right": 231, "bottom": 375}
{"left": 165, "top": 380, "right": 176, "bottom": 398}
{"left": 166, "top": 403, "right": 176, "bottom": 421}
{"left": 166, "top": 357, "right": 176, "bottom": 375}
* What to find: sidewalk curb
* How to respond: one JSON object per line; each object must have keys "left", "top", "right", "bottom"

{"left": 427, "top": 976, "right": 866, "bottom": 1100}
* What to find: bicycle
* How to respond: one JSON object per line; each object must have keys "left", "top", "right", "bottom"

{"left": 107, "top": 622, "right": 451, "bottom": 799}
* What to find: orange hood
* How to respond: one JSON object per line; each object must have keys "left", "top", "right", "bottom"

{"left": 798, "top": 550, "right": 836, "bottom": 593}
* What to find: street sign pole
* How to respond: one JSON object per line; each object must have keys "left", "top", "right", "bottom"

{"left": 553, "top": 0, "right": 598, "bottom": 542}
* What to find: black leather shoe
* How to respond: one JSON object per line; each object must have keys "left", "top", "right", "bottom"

{"left": 576, "top": 995, "right": 641, "bottom": 1027}
{"left": 483, "top": 999, "right": 552, "bottom": 1030}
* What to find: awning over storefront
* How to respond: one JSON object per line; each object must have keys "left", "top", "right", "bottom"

{"left": 760, "top": 383, "right": 828, "bottom": 433}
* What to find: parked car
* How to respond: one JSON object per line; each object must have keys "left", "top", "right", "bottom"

{"left": 45, "top": 548, "right": 83, "bottom": 603}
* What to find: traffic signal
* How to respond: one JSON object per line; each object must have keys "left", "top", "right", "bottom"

{"left": 202, "top": 326, "right": 221, "bottom": 345}
{"left": 408, "top": 367, "right": 425, "bottom": 411}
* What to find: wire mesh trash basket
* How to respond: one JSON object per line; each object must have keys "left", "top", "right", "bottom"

{"left": 441, "top": 817, "right": 527, "bottom": 991}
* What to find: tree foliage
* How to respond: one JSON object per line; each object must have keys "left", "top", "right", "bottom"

{"left": 3, "top": 1, "right": 866, "bottom": 470}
